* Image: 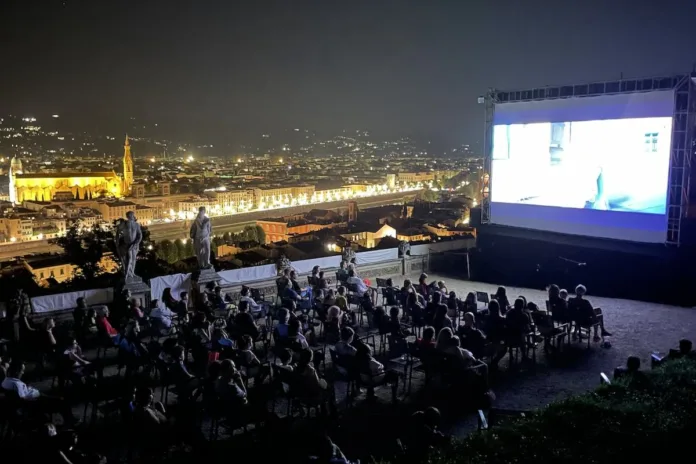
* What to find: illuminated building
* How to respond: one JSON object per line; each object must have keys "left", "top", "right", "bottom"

{"left": 339, "top": 223, "right": 397, "bottom": 249}
{"left": 256, "top": 218, "right": 344, "bottom": 244}
{"left": 0, "top": 216, "right": 33, "bottom": 242}
{"left": 8, "top": 135, "right": 134, "bottom": 203}
{"left": 123, "top": 135, "right": 134, "bottom": 195}
{"left": 96, "top": 200, "right": 139, "bottom": 222}
{"left": 395, "top": 170, "right": 459, "bottom": 184}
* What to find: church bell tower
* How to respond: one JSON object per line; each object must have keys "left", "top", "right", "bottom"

{"left": 123, "top": 135, "right": 134, "bottom": 196}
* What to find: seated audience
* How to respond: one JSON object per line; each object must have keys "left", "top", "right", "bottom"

{"left": 288, "top": 317, "right": 310, "bottom": 350}
{"left": 383, "top": 278, "right": 399, "bottom": 306}
{"left": 295, "top": 349, "right": 328, "bottom": 401}
{"left": 568, "top": 284, "right": 611, "bottom": 340}
{"left": 63, "top": 337, "right": 92, "bottom": 380}
{"left": 1, "top": 361, "right": 79, "bottom": 426}
{"left": 96, "top": 307, "right": 120, "bottom": 342}
{"left": 336, "top": 260, "right": 349, "bottom": 282}
{"left": 240, "top": 286, "right": 268, "bottom": 319}
{"left": 83, "top": 308, "right": 98, "bottom": 337}
{"left": 548, "top": 284, "right": 570, "bottom": 323}
{"left": 493, "top": 286, "right": 510, "bottom": 311}
{"left": 169, "top": 345, "right": 199, "bottom": 399}
{"left": 277, "top": 348, "right": 295, "bottom": 374}
{"left": 132, "top": 386, "right": 168, "bottom": 429}
{"left": 407, "top": 290, "right": 426, "bottom": 326}
{"left": 130, "top": 298, "right": 145, "bottom": 322}
{"left": 447, "top": 291, "right": 459, "bottom": 318}
{"left": 335, "top": 286, "right": 349, "bottom": 312}
{"left": 458, "top": 312, "right": 486, "bottom": 359}
{"left": 388, "top": 306, "right": 410, "bottom": 340}
{"left": 190, "top": 312, "right": 211, "bottom": 346}
{"left": 355, "top": 343, "right": 398, "bottom": 400}
{"left": 464, "top": 292, "right": 478, "bottom": 313}
{"left": 432, "top": 302, "right": 454, "bottom": 334}
{"left": 346, "top": 269, "right": 377, "bottom": 303}
{"left": 175, "top": 291, "right": 190, "bottom": 318}
{"left": 335, "top": 326, "right": 358, "bottom": 357}
{"left": 417, "top": 326, "right": 437, "bottom": 350}
{"left": 215, "top": 359, "right": 248, "bottom": 410}
{"left": 506, "top": 298, "right": 533, "bottom": 343}
{"left": 484, "top": 300, "right": 506, "bottom": 343}
{"left": 417, "top": 273, "right": 430, "bottom": 298}
{"left": 233, "top": 300, "right": 260, "bottom": 340}
{"left": 275, "top": 308, "right": 291, "bottom": 338}
{"left": 444, "top": 335, "right": 476, "bottom": 368}
{"left": 40, "top": 317, "right": 58, "bottom": 355}
{"left": 237, "top": 334, "right": 269, "bottom": 384}
{"left": 435, "top": 327, "right": 454, "bottom": 351}
{"left": 150, "top": 299, "right": 175, "bottom": 334}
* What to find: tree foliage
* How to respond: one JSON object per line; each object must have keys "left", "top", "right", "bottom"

{"left": 420, "top": 189, "right": 440, "bottom": 202}
{"left": 55, "top": 223, "right": 109, "bottom": 280}
{"left": 255, "top": 225, "right": 266, "bottom": 244}
{"left": 156, "top": 239, "right": 179, "bottom": 264}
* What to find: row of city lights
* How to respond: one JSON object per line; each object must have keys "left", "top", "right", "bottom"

{"left": 164, "top": 183, "right": 422, "bottom": 221}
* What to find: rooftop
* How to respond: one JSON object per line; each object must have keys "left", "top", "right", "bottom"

{"left": 15, "top": 171, "right": 118, "bottom": 179}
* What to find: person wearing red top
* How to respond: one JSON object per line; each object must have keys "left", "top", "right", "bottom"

{"left": 96, "top": 307, "right": 119, "bottom": 339}
{"left": 416, "top": 326, "right": 436, "bottom": 350}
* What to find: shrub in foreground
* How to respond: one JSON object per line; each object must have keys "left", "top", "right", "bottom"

{"left": 424, "top": 359, "right": 696, "bottom": 464}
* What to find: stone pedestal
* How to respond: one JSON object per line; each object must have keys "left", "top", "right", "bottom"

{"left": 192, "top": 267, "right": 222, "bottom": 293}
{"left": 124, "top": 275, "right": 151, "bottom": 309}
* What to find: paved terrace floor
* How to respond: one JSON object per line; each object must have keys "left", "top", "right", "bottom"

{"left": 12, "top": 272, "right": 696, "bottom": 459}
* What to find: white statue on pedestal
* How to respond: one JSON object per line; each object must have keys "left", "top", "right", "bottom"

{"left": 115, "top": 211, "right": 142, "bottom": 281}
{"left": 190, "top": 206, "right": 212, "bottom": 270}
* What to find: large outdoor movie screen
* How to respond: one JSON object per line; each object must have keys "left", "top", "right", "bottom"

{"left": 490, "top": 90, "right": 674, "bottom": 243}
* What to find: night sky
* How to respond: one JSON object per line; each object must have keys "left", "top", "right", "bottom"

{"left": 2, "top": 0, "right": 695, "bottom": 149}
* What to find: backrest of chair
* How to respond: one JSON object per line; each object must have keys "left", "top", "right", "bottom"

{"left": 347, "top": 283, "right": 360, "bottom": 293}
{"left": 476, "top": 292, "right": 490, "bottom": 304}
{"left": 376, "top": 278, "right": 388, "bottom": 288}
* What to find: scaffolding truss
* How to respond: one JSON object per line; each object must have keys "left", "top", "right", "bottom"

{"left": 481, "top": 73, "right": 696, "bottom": 245}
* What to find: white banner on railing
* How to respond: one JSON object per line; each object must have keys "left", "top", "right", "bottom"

{"left": 150, "top": 273, "right": 191, "bottom": 302}
{"left": 410, "top": 244, "right": 431, "bottom": 256}
{"left": 31, "top": 288, "right": 115, "bottom": 314}
{"left": 356, "top": 248, "right": 398, "bottom": 265}
{"left": 292, "top": 255, "right": 342, "bottom": 274}
{"left": 217, "top": 263, "right": 277, "bottom": 286}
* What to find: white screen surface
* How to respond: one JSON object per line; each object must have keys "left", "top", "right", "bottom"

{"left": 489, "top": 90, "right": 674, "bottom": 243}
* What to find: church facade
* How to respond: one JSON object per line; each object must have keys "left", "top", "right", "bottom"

{"left": 9, "top": 135, "right": 134, "bottom": 203}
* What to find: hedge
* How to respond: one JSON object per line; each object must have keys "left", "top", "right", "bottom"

{"left": 423, "top": 359, "right": 696, "bottom": 464}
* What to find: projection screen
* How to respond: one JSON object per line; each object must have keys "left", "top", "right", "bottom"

{"left": 489, "top": 90, "right": 674, "bottom": 243}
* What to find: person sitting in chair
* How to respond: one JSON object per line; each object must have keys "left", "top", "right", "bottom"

{"left": 568, "top": 285, "right": 611, "bottom": 341}
{"left": 1, "top": 361, "right": 80, "bottom": 426}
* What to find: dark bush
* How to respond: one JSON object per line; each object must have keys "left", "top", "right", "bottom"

{"left": 421, "top": 359, "right": 696, "bottom": 464}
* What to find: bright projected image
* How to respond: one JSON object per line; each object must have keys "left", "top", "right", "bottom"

{"left": 491, "top": 117, "right": 672, "bottom": 215}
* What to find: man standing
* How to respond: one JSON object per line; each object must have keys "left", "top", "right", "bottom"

{"left": 116, "top": 211, "right": 142, "bottom": 280}
{"left": 190, "top": 206, "right": 212, "bottom": 269}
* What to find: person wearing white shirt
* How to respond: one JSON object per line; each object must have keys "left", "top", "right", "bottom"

{"left": 150, "top": 300, "right": 175, "bottom": 332}
{"left": 239, "top": 287, "right": 268, "bottom": 318}
{"left": 1, "top": 361, "right": 78, "bottom": 425}
{"left": 346, "top": 269, "right": 377, "bottom": 303}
